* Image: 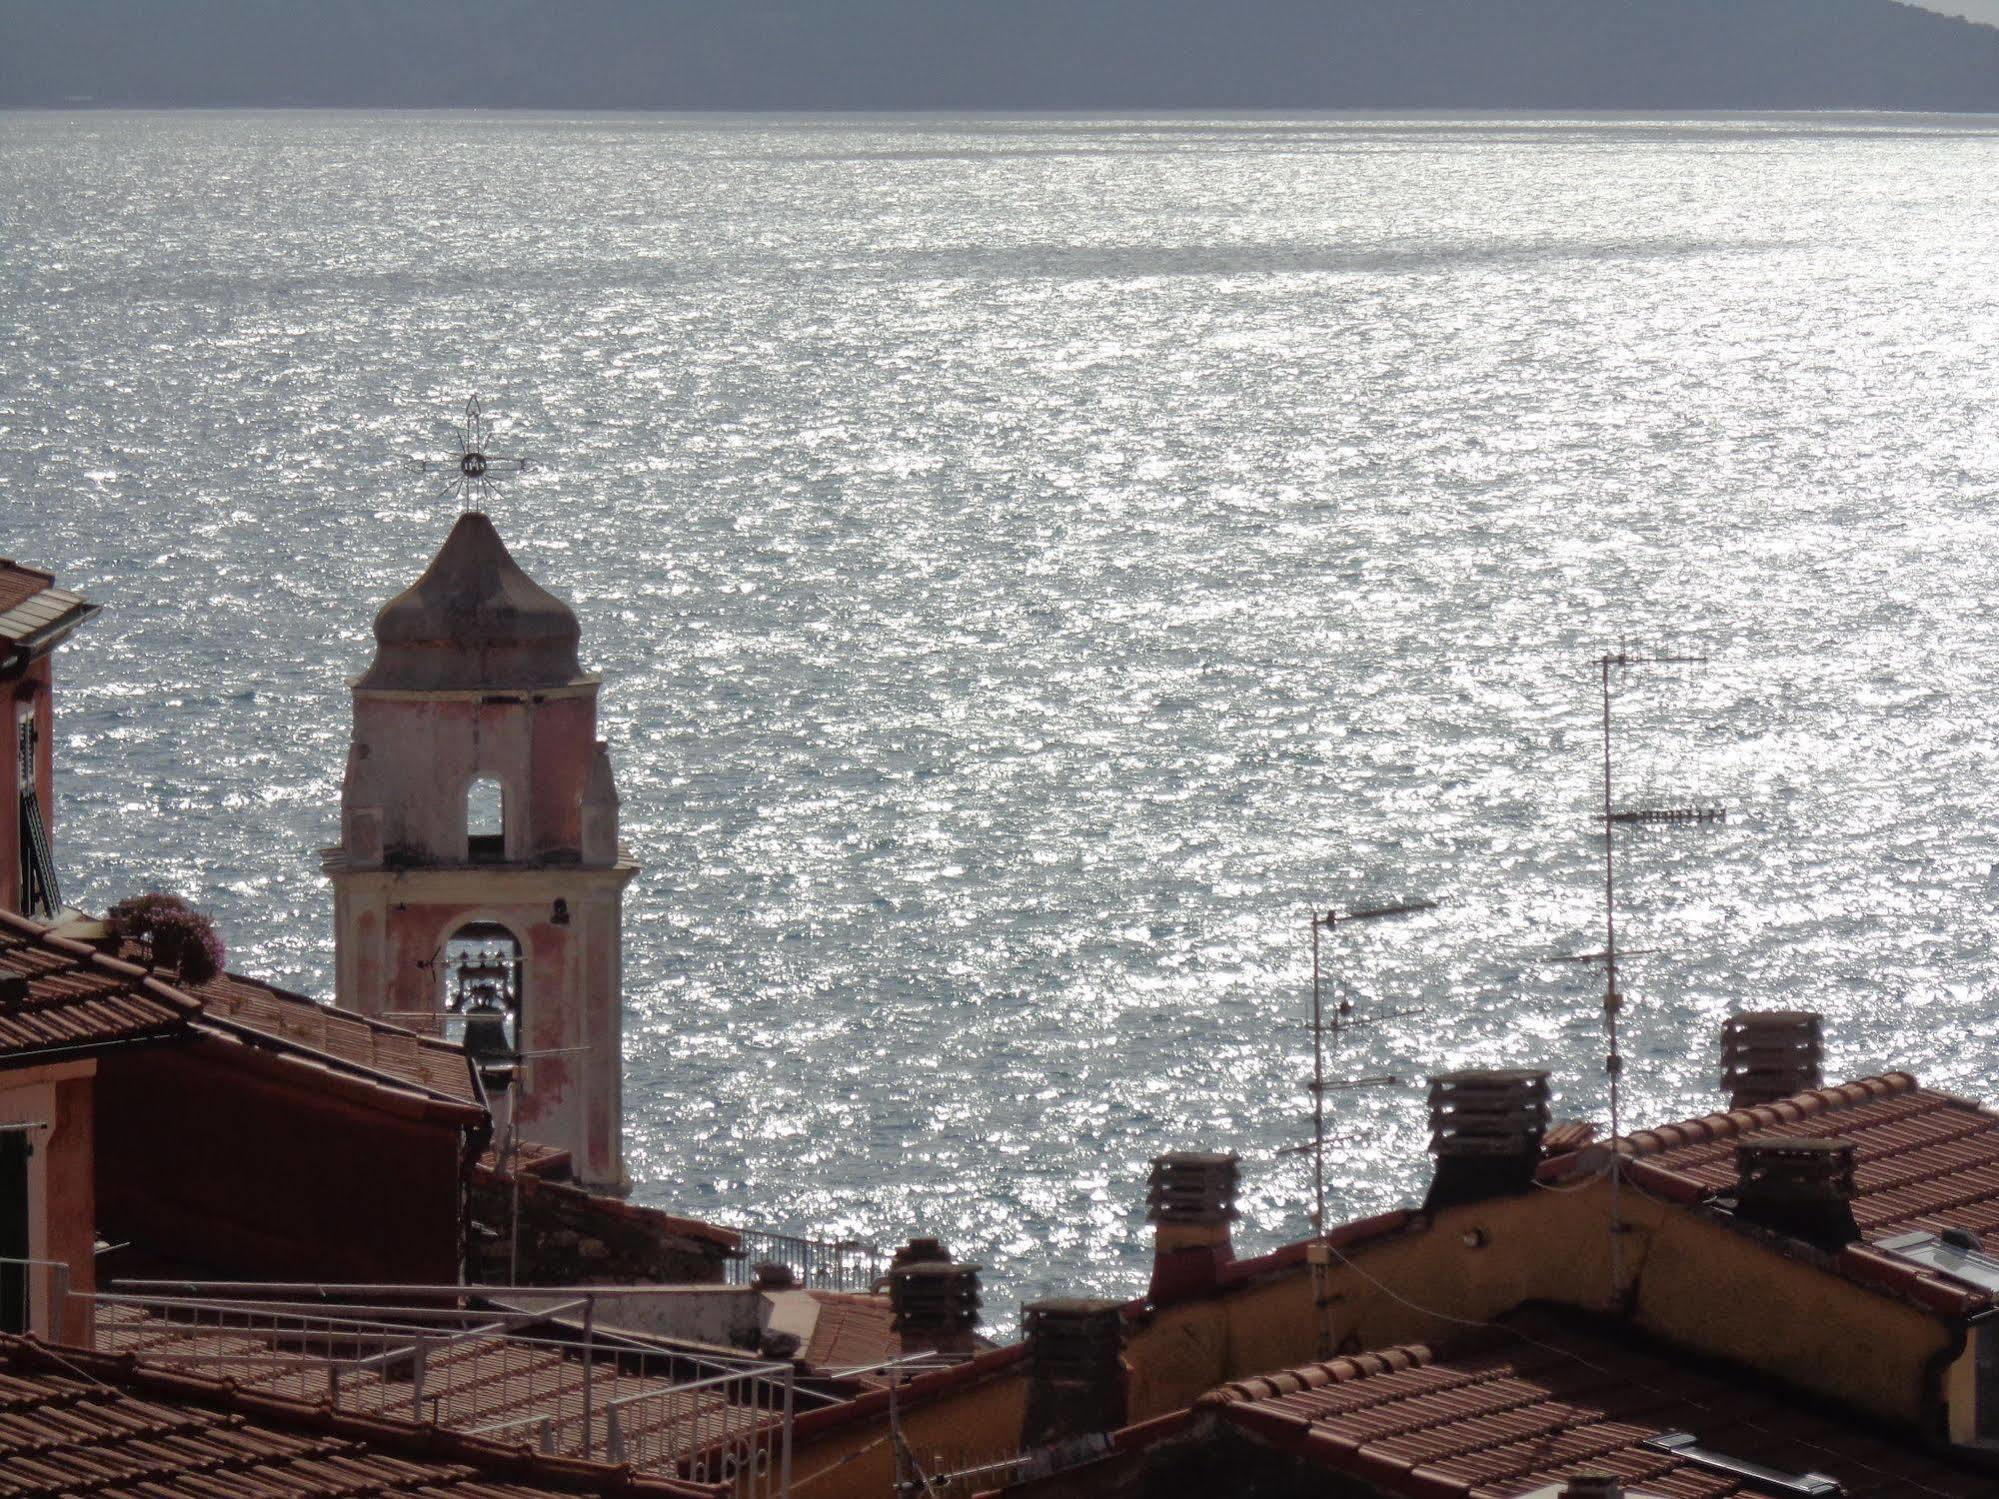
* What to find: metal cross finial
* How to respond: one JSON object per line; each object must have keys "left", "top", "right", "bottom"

{"left": 410, "top": 396, "right": 530, "bottom": 513}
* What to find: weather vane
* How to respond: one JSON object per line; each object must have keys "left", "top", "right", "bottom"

{"left": 409, "top": 396, "right": 529, "bottom": 512}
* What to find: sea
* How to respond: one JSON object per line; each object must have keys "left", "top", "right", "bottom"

{"left": 4, "top": 110, "right": 1999, "bottom": 1325}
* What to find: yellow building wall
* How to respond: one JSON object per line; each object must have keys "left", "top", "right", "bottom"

{"left": 1123, "top": 1177, "right": 1956, "bottom": 1435}
{"left": 1631, "top": 1207, "right": 1955, "bottom": 1430}
{"left": 1125, "top": 1182, "right": 1666, "bottom": 1421}
{"left": 785, "top": 1368, "right": 1030, "bottom": 1499}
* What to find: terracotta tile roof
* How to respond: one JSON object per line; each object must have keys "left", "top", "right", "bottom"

{"left": 0, "top": 1333, "right": 723, "bottom": 1498}
{"left": 1556, "top": 1073, "right": 1999, "bottom": 1314}
{"left": 0, "top": 559, "right": 95, "bottom": 655}
{"left": 181, "top": 964, "right": 483, "bottom": 1113}
{"left": 0, "top": 910, "right": 200, "bottom": 1064}
{"left": 90, "top": 1303, "right": 775, "bottom": 1481}
{"left": 802, "top": 1292, "right": 901, "bottom": 1376}
{"left": 482, "top": 1139, "right": 575, "bottom": 1179}
{"left": 470, "top": 1162, "right": 741, "bottom": 1251}
{"left": 0, "top": 562, "right": 53, "bottom": 616}
{"left": 0, "top": 910, "right": 483, "bottom": 1123}
{"left": 1198, "top": 1308, "right": 1986, "bottom": 1498}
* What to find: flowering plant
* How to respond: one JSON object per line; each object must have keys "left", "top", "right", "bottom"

{"left": 105, "top": 892, "right": 227, "bottom": 985}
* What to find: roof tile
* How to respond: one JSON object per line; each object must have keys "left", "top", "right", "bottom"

{"left": 1213, "top": 1310, "right": 1983, "bottom": 1498}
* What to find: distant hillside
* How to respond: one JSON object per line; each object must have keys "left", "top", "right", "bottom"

{"left": 3, "top": 0, "right": 1997, "bottom": 112}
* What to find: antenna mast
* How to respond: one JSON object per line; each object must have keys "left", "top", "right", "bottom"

{"left": 1586, "top": 646, "right": 1723, "bottom": 1304}
{"left": 1299, "top": 900, "right": 1434, "bottom": 1238}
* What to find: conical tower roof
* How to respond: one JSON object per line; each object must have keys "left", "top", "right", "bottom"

{"left": 355, "top": 512, "right": 587, "bottom": 692}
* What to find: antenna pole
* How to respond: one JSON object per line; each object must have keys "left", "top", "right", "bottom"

{"left": 1310, "top": 911, "right": 1328, "bottom": 1241}
{"left": 1600, "top": 655, "right": 1624, "bottom": 1303}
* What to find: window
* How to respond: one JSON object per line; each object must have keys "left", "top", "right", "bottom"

{"left": 466, "top": 777, "right": 505, "bottom": 863}
{"left": 16, "top": 709, "right": 59, "bottom": 919}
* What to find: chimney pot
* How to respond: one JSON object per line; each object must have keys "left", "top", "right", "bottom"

{"left": 1021, "top": 1298, "right": 1127, "bottom": 1446}
{"left": 1721, "top": 1012, "right": 1824, "bottom": 1109}
{"left": 1145, "top": 1152, "right": 1240, "bottom": 1227}
{"left": 888, "top": 1259, "right": 982, "bottom": 1356}
{"left": 1730, "top": 1135, "right": 1859, "bottom": 1251}
{"left": 1423, "top": 1069, "right": 1550, "bottom": 1212}
{"left": 1146, "top": 1152, "right": 1239, "bottom": 1303}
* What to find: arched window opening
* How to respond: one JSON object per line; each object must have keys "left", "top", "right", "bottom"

{"left": 466, "top": 776, "right": 505, "bottom": 863}
{"left": 442, "top": 920, "right": 523, "bottom": 1065}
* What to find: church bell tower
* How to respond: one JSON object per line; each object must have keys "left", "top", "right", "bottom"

{"left": 324, "top": 511, "right": 635, "bottom": 1190}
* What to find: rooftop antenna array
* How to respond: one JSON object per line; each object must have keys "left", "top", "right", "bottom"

{"left": 409, "top": 395, "right": 530, "bottom": 513}
{"left": 1286, "top": 900, "right": 1437, "bottom": 1241}
{"left": 1565, "top": 644, "right": 1725, "bottom": 1305}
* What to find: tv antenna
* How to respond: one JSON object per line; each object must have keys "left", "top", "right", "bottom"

{"left": 1561, "top": 645, "right": 1726, "bottom": 1303}
{"left": 1287, "top": 899, "right": 1436, "bottom": 1242}
{"left": 410, "top": 396, "right": 530, "bottom": 512}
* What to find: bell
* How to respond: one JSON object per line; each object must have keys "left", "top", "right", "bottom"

{"left": 462, "top": 997, "right": 517, "bottom": 1093}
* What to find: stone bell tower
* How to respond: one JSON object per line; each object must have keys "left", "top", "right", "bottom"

{"left": 324, "top": 512, "right": 635, "bottom": 1190}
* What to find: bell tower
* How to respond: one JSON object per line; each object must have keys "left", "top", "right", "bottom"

{"left": 324, "top": 512, "right": 635, "bottom": 1190}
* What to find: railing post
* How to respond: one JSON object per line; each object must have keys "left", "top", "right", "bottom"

{"left": 580, "top": 1294, "right": 596, "bottom": 1460}
{"left": 779, "top": 1365, "right": 795, "bottom": 1499}
{"left": 606, "top": 1404, "right": 624, "bottom": 1465}
{"left": 411, "top": 1339, "right": 427, "bottom": 1422}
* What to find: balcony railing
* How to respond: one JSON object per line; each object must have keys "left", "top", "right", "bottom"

{"left": 724, "top": 1228, "right": 887, "bottom": 1293}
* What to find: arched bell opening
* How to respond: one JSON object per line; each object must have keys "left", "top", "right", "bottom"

{"left": 441, "top": 920, "right": 523, "bottom": 1083}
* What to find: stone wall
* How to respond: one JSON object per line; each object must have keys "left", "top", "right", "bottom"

{"left": 468, "top": 1165, "right": 738, "bottom": 1285}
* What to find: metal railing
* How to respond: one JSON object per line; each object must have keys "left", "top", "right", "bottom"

{"left": 725, "top": 1229, "right": 887, "bottom": 1292}
{"left": 473, "top": 1357, "right": 795, "bottom": 1496}
{"left": 0, "top": 1257, "right": 71, "bottom": 1342}
{"left": 77, "top": 1280, "right": 800, "bottom": 1494}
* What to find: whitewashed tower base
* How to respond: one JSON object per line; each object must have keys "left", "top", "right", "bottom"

{"left": 324, "top": 512, "right": 635, "bottom": 1190}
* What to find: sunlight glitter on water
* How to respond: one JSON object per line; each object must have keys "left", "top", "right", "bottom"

{"left": 5, "top": 110, "right": 1999, "bottom": 1326}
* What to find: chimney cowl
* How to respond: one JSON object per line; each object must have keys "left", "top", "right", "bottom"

{"left": 1022, "top": 1298, "right": 1124, "bottom": 1382}
{"left": 887, "top": 1260, "right": 983, "bottom": 1339}
{"left": 1721, "top": 1012, "right": 1824, "bottom": 1110}
{"left": 1146, "top": 1152, "right": 1240, "bottom": 1227}
{"left": 1423, "top": 1069, "right": 1551, "bottom": 1212}
{"left": 1729, "top": 1135, "right": 1860, "bottom": 1252}
{"left": 1020, "top": 1297, "right": 1129, "bottom": 1447}
{"left": 890, "top": 1236, "right": 953, "bottom": 1271}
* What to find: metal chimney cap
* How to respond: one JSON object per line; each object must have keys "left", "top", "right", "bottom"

{"left": 1428, "top": 1067, "right": 1552, "bottom": 1088}
{"left": 1724, "top": 1010, "right": 1823, "bottom": 1028}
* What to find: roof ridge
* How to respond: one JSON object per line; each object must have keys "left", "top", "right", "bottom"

{"left": 1195, "top": 1341, "right": 1440, "bottom": 1407}
{"left": 1617, "top": 1072, "right": 1921, "bottom": 1161}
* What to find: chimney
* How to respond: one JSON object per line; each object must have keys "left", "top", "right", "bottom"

{"left": 888, "top": 1258, "right": 982, "bottom": 1358}
{"left": 1146, "top": 1152, "right": 1239, "bottom": 1303}
{"left": 1729, "top": 1136, "right": 1859, "bottom": 1252}
{"left": 1721, "top": 1012, "right": 1824, "bottom": 1109}
{"left": 1019, "top": 1298, "right": 1127, "bottom": 1447}
{"left": 1564, "top": 1478, "right": 1623, "bottom": 1499}
{"left": 1423, "top": 1069, "right": 1550, "bottom": 1213}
